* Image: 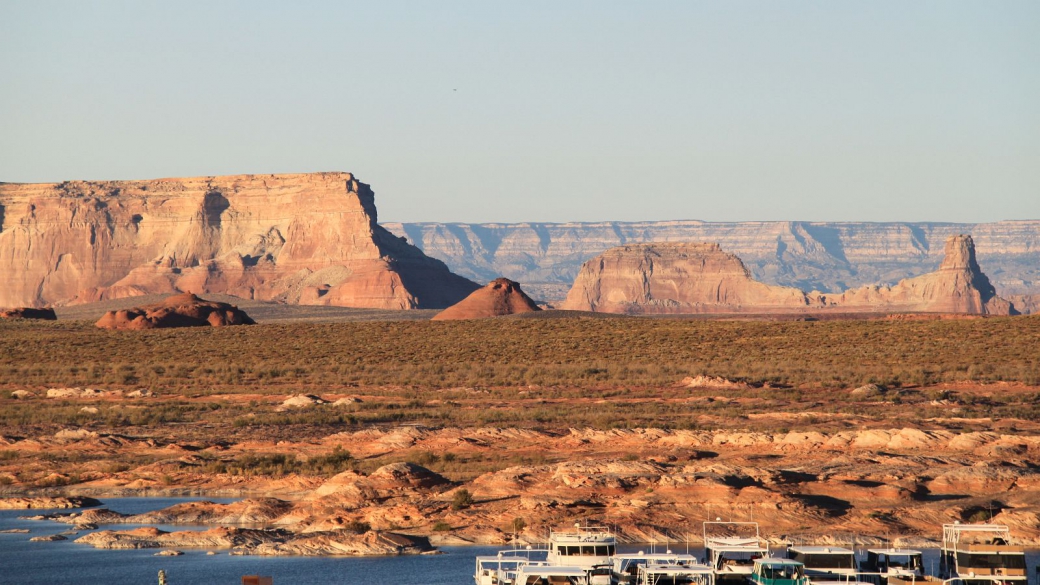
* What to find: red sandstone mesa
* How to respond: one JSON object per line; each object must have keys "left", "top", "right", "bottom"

{"left": 432, "top": 278, "right": 541, "bottom": 320}
{"left": 0, "top": 173, "right": 478, "bottom": 310}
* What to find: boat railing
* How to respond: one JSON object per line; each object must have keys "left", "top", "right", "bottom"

{"left": 806, "top": 571, "right": 926, "bottom": 585}
{"left": 801, "top": 572, "right": 1021, "bottom": 585}
{"left": 550, "top": 525, "right": 616, "bottom": 543}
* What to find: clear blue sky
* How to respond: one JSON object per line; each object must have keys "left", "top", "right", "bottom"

{"left": 2, "top": 1, "right": 1038, "bottom": 223}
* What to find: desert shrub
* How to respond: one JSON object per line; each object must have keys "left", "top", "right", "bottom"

{"left": 344, "top": 520, "right": 371, "bottom": 534}
{"left": 211, "top": 448, "right": 354, "bottom": 478}
{"left": 451, "top": 488, "right": 474, "bottom": 510}
{"left": 432, "top": 521, "right": 452, "bottom": 532}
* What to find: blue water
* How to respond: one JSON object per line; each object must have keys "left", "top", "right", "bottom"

{"left": 0, "top": 498, "right": 496, "bottom": 584}
{"left": 3, "top": 499, "right": 1040, "bottom": 585}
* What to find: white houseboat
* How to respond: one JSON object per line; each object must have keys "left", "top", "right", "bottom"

{"left": 939, "top": 523, "right": 1027, "bottom": 585}
{"left": 859, "top": 549, "right": 925, "bottom": 585}
{"left": 785, "top": 546, "right": 857, "bottom": 583}
{"left": 636, "top": 562, "right": 714, "bottom": 585}
{"left": 547, "top": 523, "right": 617, "bottom": 584}
{"left": 612, "top": 553, "right": 702, "bottom": 585}
{"left": 703, "top": 522, "right": 770, "bottom": 585}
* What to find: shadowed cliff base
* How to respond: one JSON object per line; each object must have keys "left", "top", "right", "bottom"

{"left": 53, "top": 293, "right": 439, "bottom": 323}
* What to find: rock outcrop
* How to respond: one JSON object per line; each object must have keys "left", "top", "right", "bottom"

{"left": 95, "top": 293, "right": 255, "bottom": 330}
{"left": 74, "top": 527, "right": 433, "bottom": 556}
{"left": 561, "top": 236, "right": 1015, "bottom": 315}
{"left": 0, "top": 496, "right": 101, "bottom": 510}
{"left": 432, "top": 278, "right": 541, "bottom": 320}
{"left": 0, "top": 173, "right": 478, "bottom": 310}
{"left": 386, "top": 220, "right": 1040, "bottom": 309}
{"left": 0, "top": 307, "right": 57, "bottom": 320}
{"left": 819, "top": 235, "right": 1016, "bottom": 315}
{"left": 561, "top": 243, "right": 816, "bottom": 314}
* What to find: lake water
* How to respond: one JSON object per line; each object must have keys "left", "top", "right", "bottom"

{"left": 0, "top": 498, "right": 495, "bottom": 584}
{"left": 3, "top": 498, "right": 1040, "bottom": 585}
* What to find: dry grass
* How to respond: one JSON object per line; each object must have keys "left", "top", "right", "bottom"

{"left": 1, "top": 316, "right": 1039, "bottom": 433}
{"left": 2, "top": 316, "right": 1039, "bottom": 391}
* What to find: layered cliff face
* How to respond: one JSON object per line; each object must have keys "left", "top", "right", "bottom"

{"left": 561, "top": 236, "right": 1016, "bottom": 315}
{"left": 561, "top": 243, "right": 816, "bottom": 314}
{"left": 385, "top": 220, "right": 1040, "bottom": 307}
{"left": 0, "top": 173, "right": 478, "bottom": 309}
{"left": 819, "top": 235, "right": 1016, "bottom": 315}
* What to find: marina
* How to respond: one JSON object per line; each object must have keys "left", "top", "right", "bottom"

{"left": 5, "top": 500, "right": 1040, "bottom": 585}
{"left": 473, "top": 522, "right": 1040, "bottom": 585}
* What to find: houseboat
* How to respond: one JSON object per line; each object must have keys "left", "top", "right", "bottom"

{"left": 859, "top": 549, "right": 925, "bottom": 585}
{"left": 703, "top": 522, "right": 770, "bottom": 585}
{"left": 785, "top": 546, "right": 857, "bottom": 582}
{"left": 635, "top": 562, "right": 714, "bottom": 585}
{"left": 475, "top": 548, "right": 550, "bottom": 585}
{"left": 513, "top": 565, "right": 591, "bottom": 585}
{"left": 939, "top": 523, "right": 1027, "bottom": 585}
{"left": 547, "top": 524, "right": 617, "bottom": 584}
{"left": 612, "top": 553, "right": 702, "bottom": 585}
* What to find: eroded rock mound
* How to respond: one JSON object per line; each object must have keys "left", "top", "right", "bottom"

{"left": 0, "top": 173, "right": 478, "bottom": 310}
{"left": 95, "top": 293, "right": 255, "bottom": 330}
{"left": 0, "top": 307, "right": 57, "bottom": 320}
{"left": 561, "top": 243, "right": 816, "bottom": 314}
{"left": 432, "top": 278, "right": 541, "bottom": 320}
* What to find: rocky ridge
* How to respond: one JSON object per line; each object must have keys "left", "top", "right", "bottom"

{"left": 561, "top": 235, "right": 1016, "bottom": 315}
{"left": 10, "top": 425, "right": 1040, "bottom": 547}
{"left": 385, "top": 220, "right": 1040, "bottom": 307}
{"left": 0, "top": 173, "right": 478, "bottom": 310}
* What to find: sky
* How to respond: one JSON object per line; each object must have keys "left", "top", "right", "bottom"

{"left": 1, "top": 1, "right": 1038, "bottom": 224}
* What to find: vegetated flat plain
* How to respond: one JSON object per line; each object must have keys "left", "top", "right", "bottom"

{"left": 1, "top": 315, "right": 1039, "bottom": 435}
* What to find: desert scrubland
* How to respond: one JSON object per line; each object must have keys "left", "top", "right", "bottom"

{"left": 2, "top": 314, "right": 1040, "bottom": 551}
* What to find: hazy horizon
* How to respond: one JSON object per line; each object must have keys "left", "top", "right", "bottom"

{"left": 2, "top": 1, "right": 1038, "bottom": 224}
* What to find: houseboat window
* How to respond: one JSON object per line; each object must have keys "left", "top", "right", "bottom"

{"left": 581, "top": 545, "right": 595, "bottom": 555}
{"left": 763, "top": 565, "right": 802, "bottom": 579}
{"left": 956, "top": 553, "right": 1026, "bottom": 569}
{"left": 889, "top": 556, "right": 921, "bottom": 569}
{"left": 595, "top": 545, "right": 610, "bottom": 555}
{"left": 801, "top": 554, "right": 855, "bottom": 569}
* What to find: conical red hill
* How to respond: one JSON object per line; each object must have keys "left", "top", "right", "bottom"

{"left": 431, "top": 278, "right": 541, "bottom": 321}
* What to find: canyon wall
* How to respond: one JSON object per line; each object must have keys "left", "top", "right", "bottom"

{"left": 0, "top": 173, "right": 479, "bottom": 309}
{"left": 384, "top": 220, "right": 1040, "bottom": 304}
{"left": 561, "top": 235, "right": 1016, "bottom": 315}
